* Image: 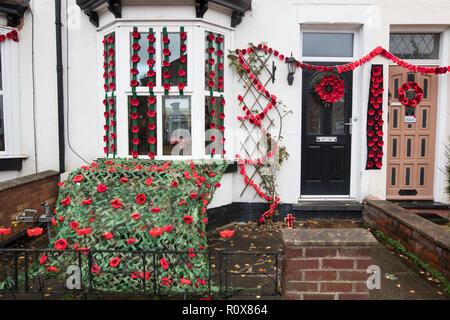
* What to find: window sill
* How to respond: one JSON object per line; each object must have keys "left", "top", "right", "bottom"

{"left": 0, "top": 155, "right": 28, "bottom": 171}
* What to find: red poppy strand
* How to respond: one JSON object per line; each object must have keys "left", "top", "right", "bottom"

{"left": 0, "top": 30, "right": 19, "bottom": 42}
{"left": 207, "top": 32, "right": 216, "bottom": 157}
{"left": 237, "top": 43, "right": 450, "bottom": 75}
{"left": 178, "top": 26, "right": 187, "bottom": 95}
{"left": 109, "top": 34, "right": 117, "bottom": 158}
{"left": 216, "top": 35, "right": 225, "bottom": 157}
{"left": 102, "top": 33, "right": 116, "bottom": 156}
{"left": 366, "top": 65, "right": 384, "bottom": 169}
{"left": 130, "top": 27, "right": 141, "bottom": 158}
{"left": 147, "top": 28, "right": 157, "bottom": 159}
{"left": 162, "top": 27, "right": 171, "bottom": 94}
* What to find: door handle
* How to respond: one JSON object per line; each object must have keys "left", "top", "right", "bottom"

{"left": 344, "top": 118, "right": 352, "bottom": 134}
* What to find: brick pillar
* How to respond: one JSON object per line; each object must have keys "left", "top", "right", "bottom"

{"left": 281, "top": 228, "right": 378, "bottom": 300}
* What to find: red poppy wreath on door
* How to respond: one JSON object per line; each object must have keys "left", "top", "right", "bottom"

{"left": 398, "top": 81, "right": 423, "bottom": 107}
{"left": 314, "top": 74, "right": 345, "bottom": 104}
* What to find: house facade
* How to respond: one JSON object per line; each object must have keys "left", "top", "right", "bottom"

{"left": 1, "top": 0, "right": 450, "bottom": 218}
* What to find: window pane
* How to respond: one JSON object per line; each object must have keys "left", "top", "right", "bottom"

{"left": 205, "top": 32, "right": 224, "bottom": 92}
{"left": 303, "top": 33, "right": 353, "bottom": 57}
{"left": 128, "top": 96, "right": 157, "bottom": 156}
{"left": 0, "top": 96, "right": 4, "bottom": 151}
{"left": 389, "top": 33, "right": 440, "bottom": 59}
{"left": 162, "top": 32, "right": 187, "bottom": 87}
{"left": 130, "top": 32, "right": 151, "bottom": 87}
{"left": 163, "top": 96, "right": 191, "bottom": 155}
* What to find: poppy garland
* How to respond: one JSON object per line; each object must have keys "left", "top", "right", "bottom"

{"left": 147, "top": 28, "right": 157, "bottom": 158}
{"left": 102, "top": 32, "right": 116, "bottom": 156}
{"left": 130, "top": 27, "right": 140, "bottom": 157}
{"left": 235, "top": 43, "right": 450, "bottom": 75}
{"left": 314, "top": 74, "right": 345, "bottom": 104}
{"left": 0, "top": 30, "right": 19, "bottom": 43}
{"left": 366, "top": 65, "right": 384, "bottom": 170}
{"left": 398, "top": 81, "right": 423, "bottom": 107}
{"left": 178, "top": 26, "right": 187, "bottom": 95}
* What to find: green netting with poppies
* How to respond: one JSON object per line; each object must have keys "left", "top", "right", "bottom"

{"left": 29, "top": 158, "right": 228, "bottom": 293}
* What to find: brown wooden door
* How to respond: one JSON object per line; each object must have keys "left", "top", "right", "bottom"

{"left": 386, "top": 66, "right": 438, "bottom": 200}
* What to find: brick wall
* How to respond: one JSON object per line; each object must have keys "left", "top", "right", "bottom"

{"left": 363, "top": 200, "right": 450, "bottom": 280}
{"left": 281, "top": 228, "right": 378, "bottom": 300}
{"left": 0, "top": 170, "right": 60, "bottom": 241}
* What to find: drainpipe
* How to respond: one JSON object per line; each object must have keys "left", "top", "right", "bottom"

{"left": 55, "top": 0, "right": 65, "bottom": 173}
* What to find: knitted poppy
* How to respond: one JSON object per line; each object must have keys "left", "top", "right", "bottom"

{"left": 183, "top": 215, "right": 193, "bottom": 224}
{"left": 160, "top": 258, "right": 169, "bottom": 270}
{"left": 60, "top": 197, "right": 71, "bottom": 206}
{"left": 110, "top": 199, "right": 123, "bottom": 208}
{"left": 109, "top": 257, "right": 120, "bottom": 267}
{"left": 55, "top": 238, "right": 68, "bottom": 250}
{"left": 135, "top": 193, "right": 146, "bottom": 204}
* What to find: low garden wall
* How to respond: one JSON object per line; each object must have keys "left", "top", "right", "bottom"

{"left": 281, "top": 228, "right": 378, "bottom": 300}
{"left": 363, "top": 200, "right": 450, "bottom": 280}
{"left": 0, "top": 170, "right": 59, "bottom": 242}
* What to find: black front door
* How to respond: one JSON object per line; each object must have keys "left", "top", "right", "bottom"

{"left": 301, "top": 64, "right": 352, "bottom": 195}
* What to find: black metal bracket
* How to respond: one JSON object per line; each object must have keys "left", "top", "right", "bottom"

{"left": 76, "top": 0, "right": 121, "bottom": 27}
{"left": 0, "top": 3, "right": 28, "bottom": 28}
{"left": 195, "top": 0, "right": 209, "bottom": 18}
{"left": 272, "top": 61, "right": 276, "bottom": 83}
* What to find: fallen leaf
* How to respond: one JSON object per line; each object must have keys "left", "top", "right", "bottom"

{"left": 241, "top": 274, "right": 246, "bottom": 277}
{"left": 214, "top": 247, "right": 225, "bottom": 251}
{"left": 265, "top": 246, "right": 271, "bottom": 249}
{"left": 409, "top": 290, "right": 415, "bottom": 294}
{"left": 256, "top": 296, "right": 261, "bottom": 299}
{"left": 235, "top": 264, "right": 240, "bottom": 269}
{"left": 396, "top": 284, "right": 401, "bottom": 288}
{"left": 256, "top": 285, "right": 262, "bottom": 289}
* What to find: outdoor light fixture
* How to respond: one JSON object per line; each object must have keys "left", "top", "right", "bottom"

{"left": 286, "top": 53, "right": 298, "bottom": 85}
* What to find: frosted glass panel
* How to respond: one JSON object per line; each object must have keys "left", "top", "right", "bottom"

{"left": 303, "top": 33, "right": 353, "bottom": 57}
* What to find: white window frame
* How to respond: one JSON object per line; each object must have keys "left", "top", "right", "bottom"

{"left": 0, "top": 26, "right": 21, "bottom": 157}
{"left": 97, "top": 21, "right": 232, "bottom": 161}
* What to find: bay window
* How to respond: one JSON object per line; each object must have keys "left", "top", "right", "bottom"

{"left": 102, "top": 22, "right": 229, "bottom": 159}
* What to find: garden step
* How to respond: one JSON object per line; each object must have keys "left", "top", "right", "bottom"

{"left": 389, "top": 200, "right": 449, "bottom": 210}
{"left": 291, "top": 201, "right": 363, "bottom": 220}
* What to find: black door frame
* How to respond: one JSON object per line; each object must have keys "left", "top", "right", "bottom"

{"left": 300, "top": 62, "right": 353, "bottom": 196}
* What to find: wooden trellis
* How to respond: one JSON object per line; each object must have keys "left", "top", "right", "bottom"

{"left": 237, "top": 50, "right": 279, "bottom": 199}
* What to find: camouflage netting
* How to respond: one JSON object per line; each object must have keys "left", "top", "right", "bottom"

{"left": 30, "top": 158, "right": 229, "bottom": 293}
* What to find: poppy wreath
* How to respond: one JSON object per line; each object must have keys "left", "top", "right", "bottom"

{"left": 366, "top": 65, "right": 384, "bottom": 170}
{"left": 21, "top": 159, "right": 228, "bottom": 293}
{"left": 314, "top": 74, "right": 345, "bottom": 104}
{"left": 398, "top": 81, "right": 423, "bottom": 107}
{"left": 102, "top": 32, "right": 117, "bottom": 156}
{"left": 147, "top": 28, "right": 157, "bottom": 158}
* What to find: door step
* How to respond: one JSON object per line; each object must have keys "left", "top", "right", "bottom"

{"left": 388, "top": 200, "right": 448, "bottom": 210}
{"left": 292, "top": 201, "right": 363, "bottom": 219}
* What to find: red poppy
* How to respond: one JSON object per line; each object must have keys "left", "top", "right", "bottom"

{"left": 163, "top": 225, "right": 173, "bottom": 232}
{"left": 127, "top": 238, "right": 136, "bottom": 244}
{"left": 163, "top": 82, "right": 171, "bottom": 91}
{"left": 172, "top": 180, "right": 178, "bottom": 187}
{"left": 60, "top": 197, "right": 71, "bottom": 206}
{"left": 188, "top": 248, "right": 195, "bottom": 258}
{"left": 27, "top": 227, "right": 43, "bottom": 237}
{"left": 55, "top": 238, "right": 68, "bottom": 250}
{"left": 131, "top": 271, "right": 140, "bottom": 279}
{"left": 76, "top": 228, "right": 91, "bottom": 236}
{"left": 130, "top": 112, "right": 139, "bottom": 120}
{"left": 132, "top": 138, "right": 140, "bottom": 145}
{"left": 102, "top": 232, "right": 114, "bottom": 239}
{"left": 163, "top": 48, "right": 171, "bottom": 56}
{"left": 132, "top": 212, "right": 141, "bottom": 220}
{"left": 180, "top": 278, "right": 191, "bottom": 285}
{"left": 180, "top": 44, "right": 187, "bottom": 52}
{"left": 120, "top": 177, "right": 130, "bottom": 183}
{"left": 47, "top": 266, "right": 58, "bottom": 272}
{"left": 91, "top": 264, "right": 101, "bottom": 274}
{"left": 220, "top": 229, "right": 235, "bottom": 238}
{"left": 208, "top": 34, "right": 215, "bottom": 41}
{"left": 97, "top": 184, "right": 107, "bottom": 192}
{"left": 180, "top": 55, "right": 186, "bottom": 63}
{"left": 109, "top": 257, "right": 120, "bottom": 267}
{"left": 147, "top": 34, "right": 155, "bottom": 42}
{"left": 161, "top": 277, "right": 171, "bottom": 286}
{"left": 151, "top": 207, "right": 161, "bottom": 213}
{"left": 160, "top": 258, "right": 169, "bottom": 270}
{"left": 147, "top": 58, "right": 155, "bottom": 67}
{"left": 70, "top": 221, "right": 79, "bottom": 229}
{"left": 179, "top": 199, "right": 186, "bottom": 206}
{"left": 178, "top": 82, "right": 185, "bottom": 90}
{"left": 0, "top": 228, "right": 11, "bottom": 235}
{"left": 180, "top": 31, "right": 187, "bottom": 40}
{"left": 132, "top": 42, "right": 140, "bottom": 51}
{"left": 135, "top": 193, "right": 146, "bottom": 204}
{"left": 131, "top": 30, "right": 140, "bottom": 39}
{"left": 148, "top": 123, "right": 156, "bottom": 131}
{"left": 162, "top": 35, "right": 170, "bottom": 43}
{"left": 131, "top": 150, "right": 139, "bottom": 158}
{"left": 130, "top": 80, "right": 139, "bottom": 87}
{"left": 81, "top": 198, "right": 93, "bottom": 205}
{"left": 130, "top": 98, "right": 139, "bottom": 106}
{"left": 40, "top": 253, "right": 47, "bottom": 265}
{"left": 145, "top": 177, "right": 153, "bottom": 186}
{"left": 149, "top": 227, "right": 164, "bottom": 237}
{"left": 111, "top": 198, "right": 123, "bottom": 208}
{"left": 131, "top": 54, "right": 140, "bottom": 63}
{"left": 73, "top": 174, "right": 84, "bottom": 183}
{"left": 190, "top": 192, "right": 198, "bottom": 199}
{"left": 183, "top": 215, "right": 193, "bottom": 224}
